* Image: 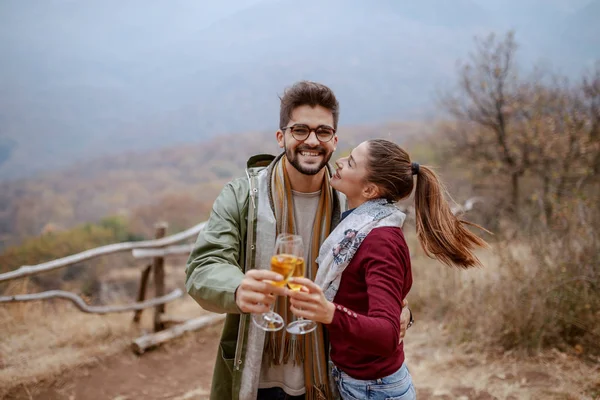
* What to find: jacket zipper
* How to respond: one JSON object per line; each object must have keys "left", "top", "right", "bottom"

{"left": 234, "top": 314, "right": 246, "bottom": 371}
{"left": 234, "top": 169, "right": 258, "bottom": 371}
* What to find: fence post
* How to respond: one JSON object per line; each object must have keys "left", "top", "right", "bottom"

{"left": 153, "top": 222, "right": 168, "bottom": 332}
{"left": 132, "top": 264, "right": 152, "bottom": 323}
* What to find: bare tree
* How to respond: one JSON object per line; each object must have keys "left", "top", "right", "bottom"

{"left": 441, "top": 33, "right": 599, "bottom": 221}
{"left": 582, "top": 63, "right": 600, "bottom": 183}
{"left": 523, "top": 66, "right": 600, "bottom": 221}
{"left": 441, "top": 32, "right": 525, "bottom": 214}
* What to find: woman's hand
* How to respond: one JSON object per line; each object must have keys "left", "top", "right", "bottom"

{"left": 287, "top": 277, "right": 336, "bottom": 324}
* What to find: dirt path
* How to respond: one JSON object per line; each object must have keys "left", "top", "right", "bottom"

{"left": 5, "top": 320, "right": 598, "bottom": 400}
{"left": 4, "top": 322, "right": 222, "bottom": 400}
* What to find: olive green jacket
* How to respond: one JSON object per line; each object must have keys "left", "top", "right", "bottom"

{"left": 185, "top": 153, "right": 344, "bottom": 400}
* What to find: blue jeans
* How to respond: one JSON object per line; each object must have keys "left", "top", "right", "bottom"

{"left": 331, "top": 363, "right": 416, "bottom": 400}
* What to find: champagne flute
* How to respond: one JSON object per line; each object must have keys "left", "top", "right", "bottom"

{"left": 286, "top": 257, "right": 318, "bottom": 335}
{"left": 252, "top": 233, "right": 302, "bottom": 331}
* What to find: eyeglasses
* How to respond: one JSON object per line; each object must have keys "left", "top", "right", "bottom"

{"left": 281, "top": 124, "right": 336, "bottom": 143}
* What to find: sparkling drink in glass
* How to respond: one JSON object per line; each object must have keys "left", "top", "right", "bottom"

{"left": 252, "top": 233, "right": 303, "bottom": 331}
{"left": 286, "top": 256, "right": 318, "bottom": 335}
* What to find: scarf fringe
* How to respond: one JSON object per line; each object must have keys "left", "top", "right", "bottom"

{"left": 306, "top": 384, "right": 330, "bottom": 400}
{"left": 264, "top": 329, "right": 280, "bottom": 366}
{"left": 282, "top": 334, "right": 305, "bottom": 365}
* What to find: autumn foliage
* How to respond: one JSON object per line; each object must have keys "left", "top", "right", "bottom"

{"left": 430, "top": 32, "right": 600, "bottom": 358}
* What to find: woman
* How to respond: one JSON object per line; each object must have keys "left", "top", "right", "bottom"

{"left": 287, "top": 139, "right": 489, "bottom": 400}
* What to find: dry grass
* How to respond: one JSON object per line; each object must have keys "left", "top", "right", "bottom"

{"left": 0, "top": 264, "right": 205, "bottom": 397}
{"left": 404, "top": 227, "right": 600, "bottom": 399}
{"left": 406, "top": 320, "right": 600, "bottom": 400}
{"left": 404, "top": 227, "right": 504, "bottom": 319}
{"left": 407, "top": 223, "right": 599, "bottom": 351}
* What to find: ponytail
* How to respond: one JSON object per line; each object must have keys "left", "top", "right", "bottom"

{"left": 413, "top": 165, "right": 489, "bottom": 268}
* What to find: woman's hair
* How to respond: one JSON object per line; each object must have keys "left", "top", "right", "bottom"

{"left": 365, "top": 139, "right": 489, "bottom": 268}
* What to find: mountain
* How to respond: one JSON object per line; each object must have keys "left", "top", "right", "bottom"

{"left": 0, "top": 0, "right": 596, "bottom": 180}
{"left": 469, "top": 0, "right": 599, "bottom": 72}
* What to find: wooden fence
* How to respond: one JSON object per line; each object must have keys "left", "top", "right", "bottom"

{"left": 0, "top": 220, "right": 225, "bottom": 354}
{"left": 0, "top": 197, "right": 482, "bottom": 354}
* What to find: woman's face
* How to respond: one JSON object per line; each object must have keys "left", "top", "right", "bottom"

{"left": 330, "top": 141, "right": 377, "bottom": 207}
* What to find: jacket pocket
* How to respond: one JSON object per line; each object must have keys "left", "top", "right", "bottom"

{"left": 219, "top": 340, "right": 237, "bottom": 375}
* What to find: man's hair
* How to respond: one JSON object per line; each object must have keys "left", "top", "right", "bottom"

{"left": 279, "top": 81, "right": 340, "bottom": 129}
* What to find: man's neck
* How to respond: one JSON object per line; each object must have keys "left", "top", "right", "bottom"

{"left": 286, "top": 164, "right": 327, "bottom": 193}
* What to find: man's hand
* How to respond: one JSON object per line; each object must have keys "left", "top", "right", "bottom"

{"left": 399, "top": 299, "right": 411, "bottom": 344}
{"left": 235, "top": 270, "right": 288, "bottom": 314}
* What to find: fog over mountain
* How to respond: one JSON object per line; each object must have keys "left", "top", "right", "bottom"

{"left": 0, "top": 0, "right": 597, "bottom": 180}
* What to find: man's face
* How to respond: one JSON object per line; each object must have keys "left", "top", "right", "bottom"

{"left": 276, "top": 105, "right": 338, "bottom": 176}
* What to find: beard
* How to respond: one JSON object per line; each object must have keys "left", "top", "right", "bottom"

{"left": 285, "top": 141, "right": 333, "bottom": 176}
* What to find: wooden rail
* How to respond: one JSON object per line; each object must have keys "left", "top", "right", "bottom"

{"left": 0, "top": 221, "right": 205, "bottom": 283}
{"left": 132, "top": 244, "right": 194, "bottom": 259}
{"left": 0, "top": 288, "right": 183, "bottom": 314}
{"left": 132, "top": 314, "right": 226, "bottom": 354}
{"left": 0, "top": 221, "right": 217, "bottom": 352}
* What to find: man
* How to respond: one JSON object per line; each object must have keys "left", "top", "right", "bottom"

{"left": 185, "top": 81, "right": 412, "bottom": 400}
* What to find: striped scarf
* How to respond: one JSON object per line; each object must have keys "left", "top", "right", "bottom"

{"left": 265, "top": 156, "right": 334, "bottom": 400}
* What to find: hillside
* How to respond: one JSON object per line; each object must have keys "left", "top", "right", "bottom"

{"left": 0, "top": 121, "right": 430, "bottom": 248}
{"left": 0, "top": 0, "right": 597, "bottom": 180}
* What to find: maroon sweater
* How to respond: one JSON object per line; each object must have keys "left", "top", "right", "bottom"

{"left": 327, "top": 226, "right": 412, "bottom": 380}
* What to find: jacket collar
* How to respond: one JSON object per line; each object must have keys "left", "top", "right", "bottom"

{"left": 247, "top": 152, "right": 343, "bottom": 229}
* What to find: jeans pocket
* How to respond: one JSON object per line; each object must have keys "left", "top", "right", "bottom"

{"left": 383, "top": 384, "right": 416, "bottom": 400}
{"left": 369, "top": 365, "right": 415, "bottom": 400}
{"left": 337, "top": 375, "right": 368, "bottom": 400}
{"left": 378, "top": 364, "right": 410, "bottom": 387}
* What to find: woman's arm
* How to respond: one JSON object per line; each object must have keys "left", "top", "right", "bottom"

{"left": 289, "top": 229, "right": 411, "bottom": 355}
